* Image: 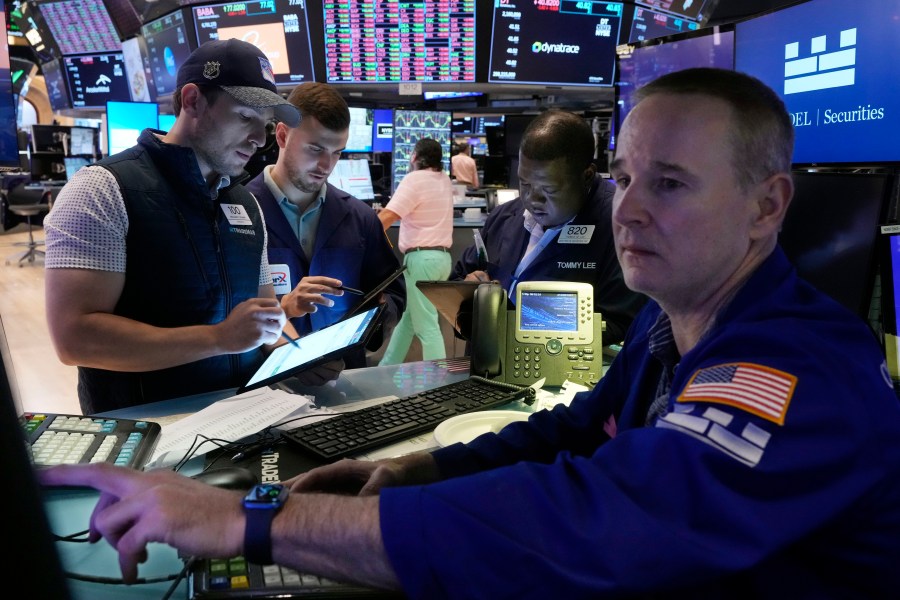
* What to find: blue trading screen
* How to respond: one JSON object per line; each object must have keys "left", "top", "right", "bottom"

{"left": 519, "top": 291, "right": 578, "bottom": 332}
{"left": 735, "top": 0, "right": 900, "bottom": 165}
{"left": 489, "top": 0, "right": 623, "bottom": 87}
{"left": 628, "top": 5, "right": 699, "bottom": 43}
{"left": 391, "top": 110, "right": 451, "bottom": 192}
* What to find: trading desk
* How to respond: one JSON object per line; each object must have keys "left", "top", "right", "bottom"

{"left": 42, "top": 360, "right": 489, "bottom": 600}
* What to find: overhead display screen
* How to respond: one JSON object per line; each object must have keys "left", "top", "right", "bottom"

{"left": 62, "top": 53, "right": 130, "bottom": 109}
{"left": 193, "top": 0, "right": 315, "bottom": 85}
{"left": 635, "top": 0, "right": 719, "bottom": 24}
{"left": 141, "top": 9, "right": 195, "bottom": 97}
{"left": 629, "top": 5, "right": 700, "bottom": 43}
{"left": 38, "top": 0, "right": 122, "bottom": 55}
{"left": 735, "top": 0, "right": 900, "bottom": 165}
{"left": 323, "top": 0, "right": 476, "bottom": 83}
{"left": 489, "top": 0, "right": 623, "bottom": 87}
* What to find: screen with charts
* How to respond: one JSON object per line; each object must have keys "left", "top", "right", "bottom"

{"left": 488, "top": 0, "right": 623, "bottom": 87}
{"left": 106, "top": 100, "right": 159, "bottom": 155}
{"left": 141, "top": 9, "right": 196, "bottom": 97}
{"left": 323, "top": 0, "right": 476, "bottom": 83}
{"left": 62, "top": 53, "right": 130, "bottom": 108}
{"left": 37, "top": 0, "right": 122, "bottom": 55}
{"left": 391, "top": 109, "right": 451, "bottom": 193}
{"left": 192, "top": 0, "right": 315, "bottom": 86}
{"left": 735, "top": 0, "right": 900, "bottom": 165}
{"left": 345, "top": 107, "right": 373, "bottom": 153}
{"left": 327, "top": 158, "right": 375, "bottom": 200}
{"left": 628, "top": 5, "right": 700, "bottom": 43}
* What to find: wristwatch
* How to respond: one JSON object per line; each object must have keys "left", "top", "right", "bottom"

{"left": 242, "top": 483, "right": 288, "bottom": 565}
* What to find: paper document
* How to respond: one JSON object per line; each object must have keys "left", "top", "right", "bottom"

{"left": 145, "top": 388, "right": 315, "bottom": 469}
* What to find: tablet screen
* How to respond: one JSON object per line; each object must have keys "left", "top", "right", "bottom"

{"left": 239, "top": 306, "right": 382, "bottom": 393}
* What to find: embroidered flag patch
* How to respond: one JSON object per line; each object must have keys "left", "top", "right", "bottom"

{"left": 677, "top": 362, "right": 796, "bottom": 425}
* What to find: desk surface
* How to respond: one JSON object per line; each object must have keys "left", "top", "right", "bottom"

{"left": 45, "top": 360, "right": 479, "bottom": 600}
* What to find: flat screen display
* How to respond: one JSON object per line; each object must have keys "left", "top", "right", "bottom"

{"left": 121, "top": 35, "right": 154, "bottom": 102}
{"left": 635, "top": 0, "right": 719, "bottom": 24}
{"left": 323, "top": 0, "right": 476, "bottom": 83}
{"left": 345, "top": 107, "right": 373, "bottom": 154}
{"left": 193, "top": 0, "right": 314, "bottom": 86}
{"left": 372, "top": 108, "right": 393, "bottom": 153}
{"left": 63, "top": 53, "right": 130, "bottom": 109}
{"left": 64, "top": 156, "right": 91, "bottom": 179}
{"left": 106, "top": 100, "right": 158, "bottom": 155}
{"left": 158, "top": 113, "right": 176, "bottom": 132}
{"left": 735, "top": 0, "right": 900, "bottom": 165}
{"left": 8, "top": 0, "right": 61, "bottom": 62}
{"left": 488, "top": 1, "right": 623, "bottom": 87}
{"left": 0, "top": 3, "right": 19, "bottom": 171}
{"left": 424, "top": 91, "right": 483, "bottom": 100}
{"left": 141, "top": 9, "right": 196, "bottom": 97}
{"left": 38, "top": 0, "right": 122, "bottom": 55}
{"left": 69, "top": 126, "right": 97, "bottom": 156}
{"left": 629, "top": 5, "right": 700, "bottom": 43}
{"left": 519, "top": 291, "right": 578, "bottom": 332}
{"left": 391, "top": 109, "right": 451, "bottom": 192}
{"left": 41, "top": 59, "right": 71, "bottom": 112}
{"left": 327, "top": 158, "right": 375, "bottom": 200}
{"left": 615, "top": 28, "right": 734, "bottom": 150}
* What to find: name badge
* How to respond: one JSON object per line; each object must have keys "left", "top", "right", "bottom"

{"left": 270, "top": 263, "right": 291, "bottom": 295}
{"left": 557, "top": 224, "right": 595, "bottom": 244}
{"left": 220, "top": 204, "right": 253, "bottom": 226}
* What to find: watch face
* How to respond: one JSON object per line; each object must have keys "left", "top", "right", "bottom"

{"left": 243, "top": 484, "right": 288, "bottom": 508}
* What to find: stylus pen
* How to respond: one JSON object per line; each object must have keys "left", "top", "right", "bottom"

{"left": 281, "top": 331, "right": 300, "bottom": 348}
{"left": 337, "top": 285, "right": 365, "bottom": 295}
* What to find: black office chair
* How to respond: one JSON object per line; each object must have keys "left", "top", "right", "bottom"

{"left": 4, "top": 186, "right": 51, "bottom": 267}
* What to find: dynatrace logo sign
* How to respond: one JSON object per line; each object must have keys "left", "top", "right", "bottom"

{"left": 784, "top": 28, "right": 856, "bottom": 95}
{"left": 531, "top": 40, "right": 580, "bottom": 54}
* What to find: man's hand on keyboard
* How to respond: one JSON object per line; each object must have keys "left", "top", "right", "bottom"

{"left": 285, "top": 452, "right": 442, "bottom": 496}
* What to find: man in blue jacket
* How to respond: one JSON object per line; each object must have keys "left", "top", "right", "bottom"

{"left": 42, "top": 69, "right": 900, "bottom": 597}
{"left": 452, "top": 110, "right": 645, "bottom": 343}
{"left": 244, "top": 82, "right": 404, "bottom": 371}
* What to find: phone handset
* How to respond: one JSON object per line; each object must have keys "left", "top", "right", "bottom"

{"left": 470, "top": 282, "right": 506, "bottom": 378}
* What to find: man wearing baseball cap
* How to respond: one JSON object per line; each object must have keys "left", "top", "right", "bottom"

{"left": 44, "top": 39, "right": 303, "bottom": 414}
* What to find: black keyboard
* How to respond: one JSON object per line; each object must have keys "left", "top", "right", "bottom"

{"left": 281, "top": 376, "right": 535, "bottom": 461}
{"left": 188, "top": 555, "right": 397, "bottom": 599}
{"left": 21, "top": 412, "right": 161, "bottom": 469}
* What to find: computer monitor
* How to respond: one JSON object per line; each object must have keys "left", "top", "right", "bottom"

{"left": 372, "top": 108, "right": 393, "bottom": 153}
{"left": 121, "top": 35, "right": 155, "bottom": 102}
{"left": 345, "top": 107, "right": 373, "bottom": 154}
{"left": 30, "top": 124, "right": 70, "bottom": 153}
{"left": 780, "top": 171, "right": 892, "bottom": 321}
{"left": 192, "top": 0, "right": 315, "bottom": 86}
{"left": 327, "top": 158, "right": 375, "bottom": 201}
{"left": 8, "top": 0, "right": 61, "bottom": 63}
{"left": 62, "top": 53, "right": 131, "bottom": 109}
{"left": 141, "top": 8, "right": 196, "bottom": 97}
{"left": 488, "top": 1, "right": 623, "bottom": 87}
{"left": 158, "top": 113, "right": 176, "bottom": 132}
{"left": 424, "top": 91, "right": 483, "bottom": 100}
{"left": 69, "top": 126, "right": 97, "bottom": 156}
{"left": 634, "top": 0, "right": 720, "bottom": 25}
{"left": 735, "top": 0, "right": 900, "bottom": 166}
{"left": 41, "top": 59, "right": 72, "bottom": 112}
{"left": 628, "top": 6, "right": 701, "bottom": 44}
{"left": 37, "top": 0, "right": 123, "bottom": 56}
{"left": 615, "top": 27, "right": 735, "bottom": 150}
{"left": 64, "top": 156, "right": 91, "bottom": 180}
{"left": 323, "top": 1, "right": 476, "bottom": 84}
{"left": 0, "top": 4, "right": 20, "bottom": 172}
{"left": 106, "top": 100, "right": 158, "bottom": 156}
{"left": 391, "top": 109, "right": 451, "bottom": 193}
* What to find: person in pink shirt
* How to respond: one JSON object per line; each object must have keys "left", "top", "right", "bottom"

{"left": 451, "top": 141, "right": 479, "bottom": 189}
{"left": 377, "top": 138, "right": 454, "bottom": 363}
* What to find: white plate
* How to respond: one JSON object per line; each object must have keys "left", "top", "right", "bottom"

{"left": 433, "top": 411, "right": 531, "bottom": 447}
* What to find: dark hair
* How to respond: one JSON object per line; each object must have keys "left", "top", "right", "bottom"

{"left": 634, "top": 67, "right": 794, "bottom": 190}
{"left": 457, "top": 141, "right": 470, "bottom": 153}
{"left": 171, "top": 84, "right": 224, "bottom": 117}
{"left": 519, "top": 109, "right": 594, "bottom": 176}
{"left": 286, "top": 82, "right": 350, "bottom": 131}
{"left": 413, "top": 138, "right": 443, "bottom": 170}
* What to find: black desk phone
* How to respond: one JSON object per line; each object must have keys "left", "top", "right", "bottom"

{"left": 470, "top": 281, "right": 604, "bottom": 388}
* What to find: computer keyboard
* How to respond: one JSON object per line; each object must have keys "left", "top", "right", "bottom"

{"left": 188, "top": 555, "right": 397, "bottom": 599}
{"left": 281, "top": 376, "right": 535, "bottom": 461}
{"left": 21, "top": 412, "right": 161, "bottom": 469}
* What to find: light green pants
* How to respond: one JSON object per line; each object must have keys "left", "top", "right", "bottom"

{"left": 379, "top": 249, "right": 452, "bottom": 365}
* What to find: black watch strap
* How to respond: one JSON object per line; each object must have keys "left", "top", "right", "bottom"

{"left": 243, "top": 484, "right": 287, "bottom": 565}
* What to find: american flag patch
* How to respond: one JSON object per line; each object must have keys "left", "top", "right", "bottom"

{"left": 677, "top": 363, "right": 796, "bottom": 425}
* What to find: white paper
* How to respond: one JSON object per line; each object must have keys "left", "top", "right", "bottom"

{"left": 145, "top": 388, "right": 314, "bottom": 469}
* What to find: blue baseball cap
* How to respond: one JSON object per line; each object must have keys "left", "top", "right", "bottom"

{"left": 177, "top": 39, "right": 300, "bottom": 127}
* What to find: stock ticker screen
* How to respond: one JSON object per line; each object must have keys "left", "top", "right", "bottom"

{"left": 489, "top": 0, "right": 623, "bottom": 87}
{"left": 391, "top": 110, "right": 451, "bottom": 192}
{"left": 323, "top": 0, "right": 476, "bottom": 83}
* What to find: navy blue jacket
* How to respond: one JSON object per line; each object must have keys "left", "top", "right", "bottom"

{"left": 382, "top": 247, "right": 900, "bottom": 598}
{"left": 452, "top": 176, "right": 644, "bottom": 343}
{"left": 245, "top": 173, "right": 404, "bottom": 368}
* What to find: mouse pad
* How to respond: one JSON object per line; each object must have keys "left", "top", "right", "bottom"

{"left": 204, "top": 436, "right": 328, "bottom": 483}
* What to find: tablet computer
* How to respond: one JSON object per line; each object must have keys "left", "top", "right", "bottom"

{"left": 346, "top": 265, "right": 407, "bottom": 317}
{"left": 416, "top": 280, "right": 484, "bottom": 336}
{"left": 238, "top": 305, "right": 384, "bottom": 394}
